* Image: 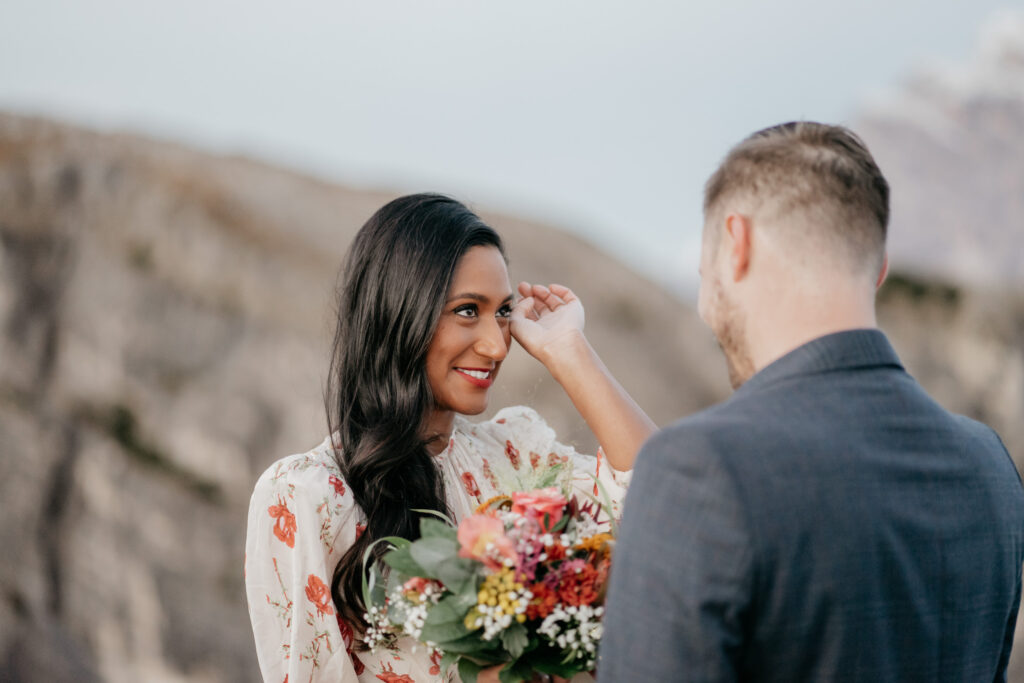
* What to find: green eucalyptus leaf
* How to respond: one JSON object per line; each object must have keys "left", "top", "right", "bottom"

{"left": 412, "top": 507, "right": 456, "bottom": 527}
{"left": 498, "top": 659, "right": 533, "bottom": 683}
{"left": 436, "top": 557, "right": 476, "bottom": 594}
{"left": 409, "top": 537, "right": 459, "bottom": 577}
{"left": 500, "top": 622, "right": 529, "bottom": 659}
{"left": 440, "top": 651, "right": 459, "bottom": 674}
{"left": 419, "top": 516, "right": 457, "bottom": 540}
{"left": 382, "top": 545, "right": 427, "bottom": 577}
{"left": 458, "top": 658, "right": 483, "bottom": 683}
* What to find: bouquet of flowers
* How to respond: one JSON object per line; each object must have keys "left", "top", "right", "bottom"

{"left": 361, "top": 486, "right": 617, "bottom": 683}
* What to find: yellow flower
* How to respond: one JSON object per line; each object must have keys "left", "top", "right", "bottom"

{"left": 575, "top": 533, "right": 614, "bottom": 554}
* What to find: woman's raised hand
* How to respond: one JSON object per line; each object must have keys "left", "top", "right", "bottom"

{"left": 510, "top": 281, "right": 655, "bottom": 473}
{"left": 510, "top": 282, "right": 585, "bottom": 365}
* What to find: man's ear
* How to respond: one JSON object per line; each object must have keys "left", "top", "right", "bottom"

{"left": 876, "top": 252, "right": 889, "bottom": 290}
{"left": 724, "top": 213, "right": 752, "bottom": 282}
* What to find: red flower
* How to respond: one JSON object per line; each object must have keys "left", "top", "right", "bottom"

{"left": 505, "top": 440, "right": 521, "bottom": 470}
{"left": 544, "top": 543, "right": 567, "bottom": 562}
{"left": 268, "top": 498, "right": 297, "bottom": 548}
{"left": 305, "top": 574, "right": 334, "bottom": 617}
{"left": 461, "top": 472, "right": 481, "bottom": 499}
{"left": 557, "top": 564, "right": 601, "bottom": 607}
{"left": 329, "top": 475, "right": 346, "bottom": 496}
{"left": 527, "top": 581, "right": 558, "bottom": 620}
{"left": 511, "top": 487, "right": 566, "bottom": 532}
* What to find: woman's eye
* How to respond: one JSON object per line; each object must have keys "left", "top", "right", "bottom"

{"left": 454, "top": 304, "right": 478, "bottom": 319}
{"left": 496, "top": 304, "right": 512, "bottom": 319}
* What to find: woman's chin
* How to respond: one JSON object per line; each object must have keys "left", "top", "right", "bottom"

{"left": 454, "top": 396, "right": 491, "bottom": 417}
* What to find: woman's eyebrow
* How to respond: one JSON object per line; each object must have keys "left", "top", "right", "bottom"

{"left": 446, "top": 292, "right": 515, "bottom": 304}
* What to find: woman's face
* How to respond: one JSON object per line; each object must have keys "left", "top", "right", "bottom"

{"left": 426, "top": 245, "right": 514, "bottom": 417}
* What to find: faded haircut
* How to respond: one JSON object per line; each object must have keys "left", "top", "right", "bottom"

{"left": 703, "top": 121, "right": 889, "bottom": 273}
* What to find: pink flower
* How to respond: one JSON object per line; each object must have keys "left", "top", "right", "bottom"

{"left": 457, "top": 514, "right": 517, "bottom": 570}
{"left": 511, "top": 487, "right": 567, "bottom": 532}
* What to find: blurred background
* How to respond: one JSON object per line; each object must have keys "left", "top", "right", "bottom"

{"left": 1, "top": 1, "right": 1022, "bottom": 681}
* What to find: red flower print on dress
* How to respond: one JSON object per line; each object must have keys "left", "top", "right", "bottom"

{"left": 429, "top": 649, "right": 442, "bottom": 675}
{"left": 268, "top": 497, "right": 297, "bottom": 548}
{"left": 329, "top": 474, "right": 346, "bottom": 496}
{"left": 530, "top": 451, "right": 541, "bottom": 469}
{"left": 305, "top": 574, "right": 334, "bottom": 618}
{"left": 355, "top": 523, "right": 367, "bottom": 540}
{"left": 481, "top": 458, "right": 499, "bottom": 489}
{"left": 336, "top": 614, "right": 366, "bottom": 674}
{"left": 461, "top": 472, "right": 481, "bottom": 499}
{"left": 547, "top": 452, "right": 567, "bottom": 468}
{"left": 376, "top": 661, "right": 415, "bottom": 682}
{"left": 505, "top": 440, "right": 521, "bottom": 470}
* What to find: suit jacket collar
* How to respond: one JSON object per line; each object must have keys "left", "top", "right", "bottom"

{"left": 734, "top": 328, "right": 903, "bottom": 397}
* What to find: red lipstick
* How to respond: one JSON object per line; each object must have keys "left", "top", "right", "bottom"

{"left": 454, "top": 367, "right": 494, "bottom": 388}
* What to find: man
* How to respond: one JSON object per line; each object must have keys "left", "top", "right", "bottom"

{"left": 600, "top": 122, "right": 1024, "bottom": 681}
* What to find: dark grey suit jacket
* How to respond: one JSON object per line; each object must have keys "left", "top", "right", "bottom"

{"left": 600, "top": 329, "right": 1024, "bottom": 682}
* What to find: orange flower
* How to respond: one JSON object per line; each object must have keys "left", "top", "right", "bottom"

{"left": 575, "top": 533, "right": 613, "bottom": 554}
{"left": 475, "top": 494, "right": 512, "bottom": 515}
{"left": 305, "top": 574, "right": 334, "bottom": 617}
{"left": 268, "top": 498, "right": 297, "bottom": 548}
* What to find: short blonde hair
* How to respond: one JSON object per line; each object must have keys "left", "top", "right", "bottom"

{"left": 704, "top": 122, "right": 889, "bottom": 271}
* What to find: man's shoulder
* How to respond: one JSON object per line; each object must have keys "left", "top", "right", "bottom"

{"left": 641, "top": 401, "right": 761, "bottom": 472}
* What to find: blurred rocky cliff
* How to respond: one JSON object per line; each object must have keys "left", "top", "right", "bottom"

{"left": 0, "top": 112, "right": 728, "bottom": 681}
{"left": 1, "top": 15, "right": 1023, "bottom": 677}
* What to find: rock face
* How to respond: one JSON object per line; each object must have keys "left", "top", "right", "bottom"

{"left": 2, "top": 93, "right": 1023, "bottom": 679}
{"left": 857, "top": 11, "right": 1024, "bottom": 289}
{"left": 0, "top": 112, "right": 729, "bottom": 681}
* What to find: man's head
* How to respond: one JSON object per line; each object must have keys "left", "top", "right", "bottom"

{"left": 698, "top": 122, "right": 890, "bottom": 387}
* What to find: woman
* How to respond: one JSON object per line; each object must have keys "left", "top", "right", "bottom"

{"left": 245, "top": 194, "right": 655, "bottom": 682}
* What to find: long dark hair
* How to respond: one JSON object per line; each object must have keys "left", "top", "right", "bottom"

{"left": 326, "top": 193, "right": 504, "bottom": 629}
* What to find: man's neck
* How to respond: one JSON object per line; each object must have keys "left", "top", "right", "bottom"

{"left": 747, "top": 294, "right": 878, "bottom": 376}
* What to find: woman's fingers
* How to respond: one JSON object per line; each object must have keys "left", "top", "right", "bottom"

{"left": 533, "top": 284, "right": 568, "bottom": 312}
{"left": 518, "top": 281, "right": 574, "bottom": 314}
{"left": 511, "top": 296, "right": 539, "bottom": 323}
{"left": 548, "top": 283, "right": 577, "bottom": 304}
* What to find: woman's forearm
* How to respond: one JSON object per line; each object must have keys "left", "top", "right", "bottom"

{"left": 540, "top": 330, "right": 656, "bottom": 471}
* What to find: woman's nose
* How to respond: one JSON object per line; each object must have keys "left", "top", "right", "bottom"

{"left": 474, "top": 318, "right": 509, "bottom": 360}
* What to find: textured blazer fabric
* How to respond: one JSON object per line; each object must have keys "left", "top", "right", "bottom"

{"left": 600, "top": 329, "right": 1024, "bottom": 682}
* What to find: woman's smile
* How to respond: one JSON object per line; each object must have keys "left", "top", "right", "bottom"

{"left": 425, "top": 245, "right": 513, "bottom": 418}
{"left": 454, "top": 366, "right": 495, "bottom": 388}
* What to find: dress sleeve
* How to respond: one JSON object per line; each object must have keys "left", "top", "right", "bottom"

{"left": 244, "top": 450, "right": 366, "bottom": 683}
{"left": 490, "top": 406, "right": 632, "bottom": 525}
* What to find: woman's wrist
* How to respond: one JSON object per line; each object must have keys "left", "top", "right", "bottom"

{"left": 537, "top": 328, "right": 592, "bottom": 381}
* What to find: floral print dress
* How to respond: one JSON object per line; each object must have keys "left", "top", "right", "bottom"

{"left": 244, "top": 406, "right": 630, "bottom": 683}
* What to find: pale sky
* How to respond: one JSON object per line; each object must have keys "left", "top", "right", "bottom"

{"left": 1, "top": 0, "right": 1016, "bottom": 292}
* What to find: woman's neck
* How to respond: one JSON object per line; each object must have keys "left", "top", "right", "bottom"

{"left": 422, "top": 409, "right": 455, "bottom": 456}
